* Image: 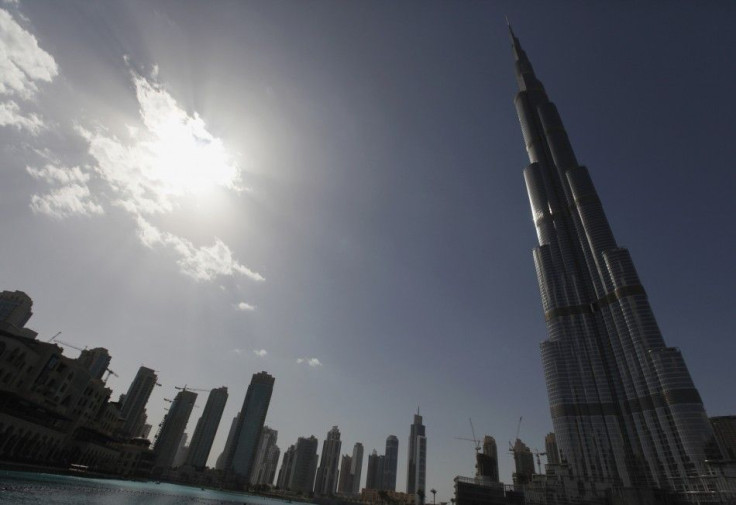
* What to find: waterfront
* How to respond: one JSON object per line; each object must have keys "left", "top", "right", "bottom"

{"left": 0, "top": 470, "right": 290, "bottom": 505}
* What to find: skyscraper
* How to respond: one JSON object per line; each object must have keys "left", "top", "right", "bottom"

{"left": 288, "top": 435, "right": 319, "bottom": 493}
{"left": 250, "top": 426, "right": 279, "bottom": 485}
{"left": 711, "top": 416, "right": 736, "bottom": 460}
{"left": 383, "top": 435, "right": 399, "bottom": 491}
{"left": 153, "top": 389, "right": 197, "bottom": 469}
{"left": 226, "top": 372, "right": 275, "bottom": 480}
{"left": 406, "top": 412, "right": 426, "bottom": 497}
{"left": 511, "top": 438, "right": 535, "bottom": 487}
{"left": 216, "top": 414, "right": 240, "bottom": 470}
{"left": 476, "top": 436, "right": 498, "bottom": 482}
{"left": 277, "top": 444, "right": 296, "bottom": 489}
{"left": 510, "top": 25, "right": 725, "bottom": 498}
{"left": 544, "top": 432, "right": 560, "bottom": 465}
{"left": 337, "top": 454, "right": 353, "bottom": 494}
{"left": 366, "top": 449, "right": 381, "bottom": 490}
{"left": 120, "top": 366, "right": 158, "bottom": 438}
{"left": 350, "top": 442, "right": 364, "bottom": 495}
{"left": 77, "top": 347, "right": 111, "bottom": 380}
{"left": 315, "top": 426, "right": 342, "bottom": 495}
{"left": 186, "top": 386, "right": 228, "bottom": 469}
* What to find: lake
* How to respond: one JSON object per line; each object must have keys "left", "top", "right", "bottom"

{"left": 0, "top": 470, "right": 294, "bottom": 505}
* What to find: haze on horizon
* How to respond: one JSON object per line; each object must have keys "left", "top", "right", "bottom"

{"left": 1, "top": 1, "right": 734, "bottom": 501}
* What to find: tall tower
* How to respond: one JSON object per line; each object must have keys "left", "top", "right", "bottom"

{"left": 216, "top": 413, "right": 240, "bottom": 470}
{"left": 406, "top": 412, "right": 426, "bottom": 497}
{"left": 226, "top": 371, "right": 275, "bottom": 479}
{"left": 350, "top": 442, "right": 364, "bottom": 495}
{"left": 383, "top": 435, "right": 399, "bottom": 491}
{"left": 153, "top": 389, "right": 197, "bottom": 469}
{"left": 250, "top": 426, "right": 279, "bottom": 485}
{"left": 337, "top": 454, "right": 353, "bottom": 494}
{"left": 476, "top": 435, "right": 498, "bottom": 482}
{"left": 186, "top": 386, "right": 228, "bottom": 469}
{"left": 288, "top": 435, "right": 319, "bottom": 493}
{"left": 77, "top": 347, "right": 111, "bottom": 380}
{"left": 315, "top": 426, "right": 342, "bottom": 495}
{"left": 509, "top": 25, "right": 722, "bottom": 496}
{"left": 120, "top": 366, "right": 158, "bottom": 438}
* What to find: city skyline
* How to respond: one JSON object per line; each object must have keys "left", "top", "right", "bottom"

{"left": 1, "top": 2, "right": 735, "bottom": 502}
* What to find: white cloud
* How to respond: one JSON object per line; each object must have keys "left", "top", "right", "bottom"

{"left": 30, "top": 184, "right": 104, "bottom": 218}
{"left": 135, "top": 216, "right": 264, "bottom": 282}
{"left": 27, "top": 163, "right": 90, "bottom": 184}
{"left": 253, "top": 349, "right": 267, "bottom": 357}
{"left": 297, "top": 357, "right": 323, "bottom": 367}
{"left": 237, "top": 302, "right": 256, "bottom": 311}
{"left": 0, "top": 100, "right": 43, "bottom": 133}
{"left": 232, "top": 348, "right": 243, "bottom": 355}
{"left": 0, "top": 9, "right": 58, "bottom": 99}
{"left": 0, "top": 9, "right": 56, "bottom": 133}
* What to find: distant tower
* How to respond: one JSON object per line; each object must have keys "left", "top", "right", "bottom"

{"left": 406, "top": 412, "right": 427, "bottom": 497}
{"left": 172, "top": 432, "right": 189, "bottom": 467}
{"left": 288, "top": 435, "right": 319, "bottom": 493}
{"left": 476, "top": 436, "right": 499, "bottom": 482}
{"left": 350, "top": 442, "right": 364, "bottom": 495}
{"left": 511, "top": 438, "right": 535, "bottom": 487}
{"left": 186, "top": 386, "right": 228, "bottom": 469}
{"left": 337, "top": 454, "right": 353, "bottom": 494}
{"left": 315, "top": 426, "right": 342, "bottom": 495}
{"left": 77, "top": 347, "right": 111, "bottom": 380}
{"left": 544, "top": 433, "right": 560, "bottom": 465}
{"left": 383, "top": 435, "right": 399, "bottom": 491}
{"left": 250, "top": 426, "right": 279, "bottom": 485}
{"left": 366, "top": 449, "right": 381, "bottom": 490}
{"left": 226, "top": 371, "right": 275, "bottom": 479}
{"left": 216, "top": 414, "right": 240, "bottom": 470}
{"left": 509, "top": 24, "right": 723, "bottom": 497}
{"left": 153, "top": 389, "right": 197, "bottom": 469}
{"left": 0, "top": 290, "right": 33, "bottom": 328}
{"left": 120, "top": 366, "right": 158, "bottom": 437}
{"left": 277, "top": 444, "right": 296, "bottom": 489}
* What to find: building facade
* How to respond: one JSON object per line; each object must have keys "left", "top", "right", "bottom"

{"left": 384, "top": 435, "right": 399, "bottom": 491}
{"left": 153, "top": 389, "right": 197, "bottom": 469}
{"left": 215, "top": 413, "right": 240, "bottom": 470}
{"left": 476, "top": 436, "right": 498, "bottom": 483}
{"left": 250, "top": 425, "right": 279, "bottom": 485}
{"left": 186, "top": 386, "right": 228, "bottom": 469}
{"left": 288, "top": 435, "right": 319, "bottom": 493}
{"left": 350, "top": 442, "right": 364, "bottom": 494}
{"left": 711, "top": 416, "right": 736, "bottom": 461}
{"left": 120, "top": 366, "right": 158, "bottom": 438}
{"left": 225, "top": 371, "right": 275, "bottom": 480}
{"left": 315, "top": 425, "right": 342, "bottom": 495}
{"left": 509, "top": 25, "right": 730, "bottom": 501}
{"left": 337, "top": 453, "right": 353, "bottom": 494}
{"left": 406, "top": 413, "right": 426, "bottom": 497}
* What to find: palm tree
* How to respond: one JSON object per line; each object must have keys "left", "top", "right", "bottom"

{"left": 430, "top": 489, "right": 436, "bottom": 504}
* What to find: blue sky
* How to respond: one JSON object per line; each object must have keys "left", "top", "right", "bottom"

{"left": 1, "top": 1, "right": 735, "bottom": 501}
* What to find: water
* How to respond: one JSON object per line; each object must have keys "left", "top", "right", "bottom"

{"left": 0, "top": 470, "right": 293, "bottom": 505}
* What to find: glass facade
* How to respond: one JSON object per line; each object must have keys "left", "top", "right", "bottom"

{"left": 510, "top": 26, "right": 723, "bottom": 498}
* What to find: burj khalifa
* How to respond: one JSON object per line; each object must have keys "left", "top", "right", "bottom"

{"left": 509, "top": 25, "right": 726, "bottom": 499}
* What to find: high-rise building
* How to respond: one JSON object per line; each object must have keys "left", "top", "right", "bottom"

{"left": 711, "top": 416, "right": 736, "bottom": 460}
{"left": 225, "top": 371, "right": 275, "bottom": 479}
{"left": 511, "top": 438, "right": 534, "bottom": 487}
{"left": 186, "top": 386, "right": 228, "bottom": 469}
{"left": 476, "top": 436, "right": 498, "bottom": 482}
{"left": 315, "top": 426, "right": 342, "bottom": 495}
{"left": 366, "top": 449, "right": 381, "bottom": 490}
{"left": 350, "top": 442, "right": 364, "bottom": 495}
{"left": 216, "top": 413, "right": 240, "bottom": 470}
{"left": 509, "top": 25, "right": 727, "bottom": 499}
{"left": 0, "top": 290, "right": 33, "bottom": 328}
{"left": 77, "top": 348, "right": 111, "bottom": 380}
{"left": 288, "top": 435, "right": 319, "bottom": 493}
{"left": 337, "top": 454, "right": 353, "bottom": 494}
{"left": 544, "top": 433, "right": 560, "bottom": 465}
{"left": 383, "top": 435, "right": 398, "bottom": 491}
{"left": 172, "top": 432, "right": 189, "bottom": 468}
{"left": 120, "top": 366, "right": 158, "bottom": 438}
{"left": 153, "top": 389, "right": 197, "bottom": 469}
{"left": 406, "top": 412, "right": 426, "bottom": 497}
{"left": 250, "top": 426, "right": 279, "bottom": 485}
{"left": 277, "top": 444, "right": 296, "bottom": 489}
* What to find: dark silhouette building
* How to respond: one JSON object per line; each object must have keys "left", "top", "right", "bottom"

{"left": 509, "top": 25, "right": 730, "bottom": 501}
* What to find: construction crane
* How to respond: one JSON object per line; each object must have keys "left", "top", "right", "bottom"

{"left": 54, "top": 339, "right": 88, "bottom": 353}
{"left": 103, "top": 368, "right": 119, "bottom": 383}
{"left": 508, "top": 416, "right": 524, "bottom": 456}
{"left": 47, "top": 331, "right": 62, "bottom": 342}
{"left": 174, "top": 385, "right": 211, "bottom": 392}
{"left": 454, "top": 418, "right": 482, "bottom": 453}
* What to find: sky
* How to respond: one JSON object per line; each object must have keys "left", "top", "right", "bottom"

{"left": 1, "top": 0, "right": 735, "bottom": 501}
